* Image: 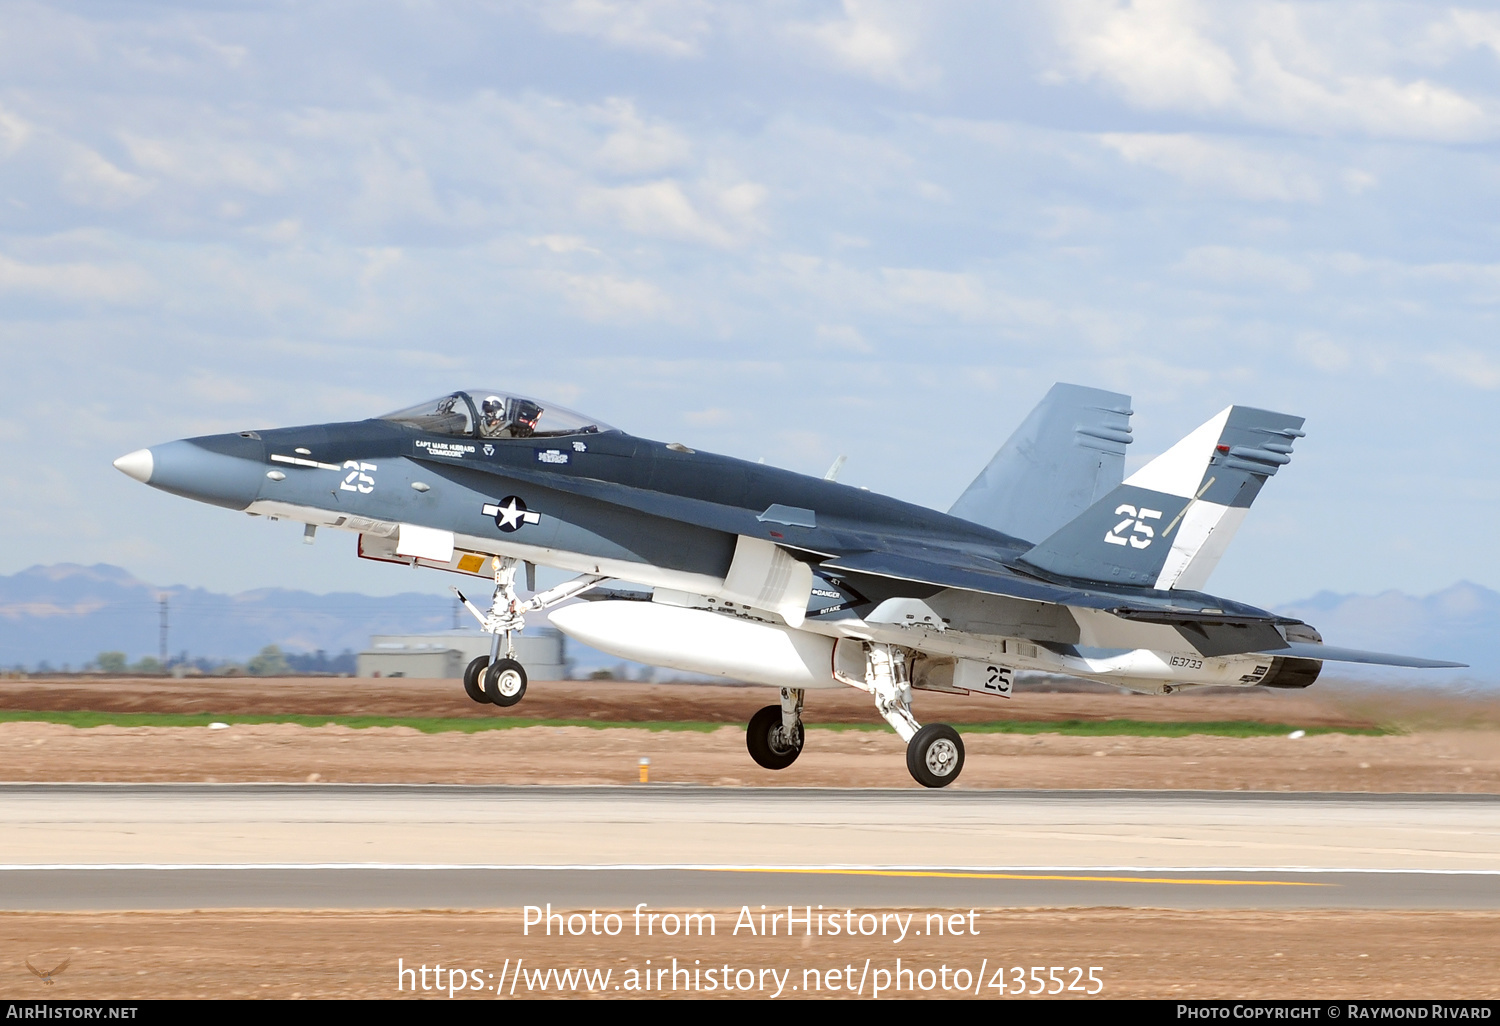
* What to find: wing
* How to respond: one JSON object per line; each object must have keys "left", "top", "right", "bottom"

{"left": 825, "top": 546, "right": 1464, "bottom": 665}
{"left": 416, "top": 445, "right": 1463, "bottom": 667}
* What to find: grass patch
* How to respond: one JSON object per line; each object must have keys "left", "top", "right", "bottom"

{"left": 0, "top": 711, "right": 722, "bottom": 733}
{"left": 0, "top": 710, "right": 1388, "bottom": 737}
{"left": 944, "top": 719, "right": 1389, "bottom": 738}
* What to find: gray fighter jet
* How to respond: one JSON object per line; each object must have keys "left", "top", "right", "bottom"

{"left": 113, "top": 384, "right": 1461, "bottom": 787}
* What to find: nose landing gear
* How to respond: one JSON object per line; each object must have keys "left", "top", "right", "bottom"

{"left": 463, "top": 656, "right": 490, "bottom": 704}
{"left": 484, "top": 657, "right": 527, "bottom": 707}
{"left": 453, "top": 558, "right": 605, "bottom": 707}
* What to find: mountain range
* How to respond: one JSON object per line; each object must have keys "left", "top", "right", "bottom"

{"left": 1, "top": 563, "right": 1494, "bottom": 681}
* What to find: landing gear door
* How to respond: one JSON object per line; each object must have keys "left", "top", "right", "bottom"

{"left": 955, "top": 659, "right": 1014, "bottom": 699}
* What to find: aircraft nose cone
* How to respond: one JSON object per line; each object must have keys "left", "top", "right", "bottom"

{"left": 113, "top": 448, "right": 154, "bottom": 483}
{"left": 118, "top": 436, "right": 268, "bottom": 511}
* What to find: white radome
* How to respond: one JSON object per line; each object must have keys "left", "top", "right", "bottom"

{"left": 112, "top": 448, "right": 154, "bottom": 484}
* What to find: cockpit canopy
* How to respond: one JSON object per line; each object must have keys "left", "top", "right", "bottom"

{"left": 380, "top": 390, "right": 612, "bottom": 439}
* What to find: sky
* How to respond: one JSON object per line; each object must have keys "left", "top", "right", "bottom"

{"left": 2, "top": 0, "right": 1498, "bottom": 608}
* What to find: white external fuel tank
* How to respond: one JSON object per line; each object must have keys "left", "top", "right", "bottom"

{"left": 547, "top": 600, "right": 843, "bottom": 689}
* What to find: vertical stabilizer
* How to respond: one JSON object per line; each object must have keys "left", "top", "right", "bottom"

{"left": 1017, "top": 405, "right": 1304, "bottom": 590}
{"left": 948, "top": 383, "right": 1133, "bottom": 544}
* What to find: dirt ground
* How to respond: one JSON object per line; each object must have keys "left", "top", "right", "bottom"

{"left": 0, "top": 674, "right": 1433, "bottom": 725}
{"left": 1, "top": 677, "right": 1498, "bottom": 791}
{"left": 6, "top": 909, "right": 1499, "bottom": 999}
{"left": 4, "top": 677, "right": 1498, "bottom": 1000}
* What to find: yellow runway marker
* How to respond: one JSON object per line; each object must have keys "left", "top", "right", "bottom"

{"left": 700, "top": 867, "right": 1329, "bottom": 887}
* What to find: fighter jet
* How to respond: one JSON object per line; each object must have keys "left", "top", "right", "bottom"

{"left": 113, "top": 383, "right": 1462, "bottom": 787}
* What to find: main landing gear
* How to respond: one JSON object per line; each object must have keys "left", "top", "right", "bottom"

{"left": 864, "top": 641, "right": 965, "bottom": 788}
{"left": 454, "top": 557, "right": 605, "bottom": 708}
{"left": 741, "top": 645, "right": 966, "bottom": 789}
{"left": 746, "top": 687, "right": 805, "bottom": 770}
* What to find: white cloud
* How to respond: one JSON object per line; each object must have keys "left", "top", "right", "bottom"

{"left": 879, "top": 267, "right": 1059, "bottom": 328}
{"left": 1054, "top": 0, "right": 1239, "bottom": 109}
{"left": 1179, "top": 245, "right": 1314, "bottom": 293}
{"left": 789, "top": 0, "right": 935, "bottom": 89}
{"left": 547, "top": 271, "right": 675, "bottom": 321}
{"left": 815, "top": 323, "right": 872, "bottom": 354}
{"left": 1292, "top": 332, "right": 1351, "bottom": 373}
{"left": 0, "top": 254, "right": 153, "bottom": 303}
{"left": 579, "top": 178, "right": 763, "bottom": 247}
{"left": 1428, "top": 9, "right": 1500, "bottom": 61}
{"left": 881, "top": 267, "right": 993, "bottom": 318}
{"left": 0, "top": 103, "right": 34, "bottom": 158}
{"left": 593, "top": 99, "right": 693, "bottom": 175}
{"left": 683, "top": 407, "right": 732, "bottom": 426}
{"left": 1052, "top": 0, "right": 1498, "bottom": 141}
{"left": 530, "top": 235, "right": 600, "bottom": 256}
{"left": 119, "top": 134, "right": 288, "bottom": 193}
{"left": 531, "top": 0, "right": 713, "bottom": 58}
{"left": 1101, "top": 132, "right": 1322, "bottom": 201}
{"left": 57, "top": 146, "right": 152, "bottom": 208}
{"left": 1423, "top": 349, "right": 1500, "bottom": 390}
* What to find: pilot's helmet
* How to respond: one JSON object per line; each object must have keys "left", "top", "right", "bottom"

{"left": 481, "top": 395, "right": 505, "bottom": 418}
{"left": 512, "top": 399, "right": 543, "bottom": 436}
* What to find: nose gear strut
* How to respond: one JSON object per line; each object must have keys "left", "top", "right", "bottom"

{"left": 453, "top": 557, "right": 607, "bottom": 707}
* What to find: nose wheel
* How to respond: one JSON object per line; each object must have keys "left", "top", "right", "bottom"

{"left": 453, "top": 560, "right": 609, "bottom": 710}
{"left": 463, "top": 656, "right": 491, "bottom": 704}
{"left": 484, "top": 658, "right": 528, "bottom": 707}
{"left": 462, "top": 655, "right": 528, "bottom": 706}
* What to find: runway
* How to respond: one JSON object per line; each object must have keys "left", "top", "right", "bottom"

{"left": 2, "top": 784, "right": 1496, "bottom": 910}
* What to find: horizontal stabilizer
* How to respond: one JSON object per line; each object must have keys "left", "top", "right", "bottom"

{"left": 948, "top": 383, "right": 1133, "bottom": 544}
{"left": 1259, "top": 642, "right": 1467, "bottom": 669}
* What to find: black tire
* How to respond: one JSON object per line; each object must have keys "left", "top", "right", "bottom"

{"left": 906, "top": 723, "right": 964, "bottom": 788}
{"left": 483, "top": 658, "right": 528, "bottom": 707}
{"left": 746, "top": 704, "right": 803, "bottom": 770}
{"left": 463, "top": 656, "right": 491, "bottom": 704}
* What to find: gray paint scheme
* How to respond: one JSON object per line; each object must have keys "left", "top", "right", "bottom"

{"left": 922, "top": 590, "right": 1082, "bottom": 645}
{"left": 1019, "top": 482, "right": 1193, "bottom": 587}
{"left": 145, "top": 439, "right": 267, "bottom": 511}
{"left": 948, "top": 382, "right": 1133, "bottom": 545}
{"left": 1199, "top": 407, "right": 1305, "bottom": 509}
{"left": 1018, "top": 406, "right": 1306, "bottom": 586}
{"left": 117, "top": 386, "right": 1466, "bottom": 672}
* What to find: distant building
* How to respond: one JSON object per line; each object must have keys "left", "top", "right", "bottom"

{"left": 357, "top": 629, "right": 567, "bottom": 680}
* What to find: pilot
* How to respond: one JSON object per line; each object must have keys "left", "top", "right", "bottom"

{"left": 511, "top": 399, "right": 543, "bottom": 438}
{"left": 479, "top": 395, "right": 509, "bottom": 438}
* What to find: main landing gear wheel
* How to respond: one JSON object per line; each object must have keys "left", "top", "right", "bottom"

{"left": 483, "top": 658, "right": 528, "bottom": 707}
{"left": 746, "top": 704, "right": 803, "bottom": 770}
{"left": 906, "top": 723, "right": 964, "bottom": 788}
{"left": 463, "top": 656, "right": 490, "bottom": 704}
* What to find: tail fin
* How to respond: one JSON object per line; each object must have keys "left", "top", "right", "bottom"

{"left": 948, "top": 382, "right": 1134, "bottom": 544}
{"left": 1016, "top": 405, "right": 1304, "bottom": 590}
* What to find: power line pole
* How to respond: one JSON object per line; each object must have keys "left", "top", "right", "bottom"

{"left": 159, "top": 594, "right": 169, "bottom": 667}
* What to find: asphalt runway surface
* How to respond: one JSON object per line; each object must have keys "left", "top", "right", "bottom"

{"left": 3, "top": 784, "right": 1496, "bottom": 911}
